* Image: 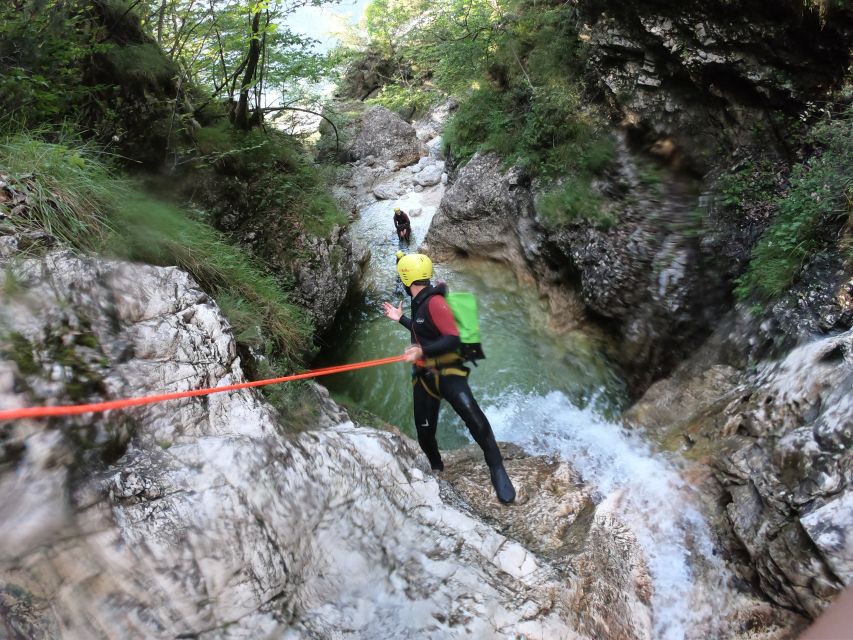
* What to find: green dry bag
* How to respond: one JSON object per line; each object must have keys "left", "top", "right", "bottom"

{"left": 445, "top": 291, "right": 486, "bottom": 362}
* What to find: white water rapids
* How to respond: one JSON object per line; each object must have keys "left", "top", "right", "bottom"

{"left": 487, "top": 390, "right": 731, "bottom": 639}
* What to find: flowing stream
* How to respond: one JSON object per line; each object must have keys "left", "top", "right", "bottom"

{"left": 317, "top": 157, "right": 732, "bottom": 638}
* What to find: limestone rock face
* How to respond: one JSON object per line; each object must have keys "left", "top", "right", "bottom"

{"left": 423, "top": 152, "right": 587, "bottom": 332}
{"left": 372, "top": 181, "right": 400, "bottom": 200}
{"left": 290, "top": 224, "right": 368, "bottom": 334}
{"left": 427, "top": 148, "right": 724, "bottom": 392}
{"left": 414, "top": 162, "right": 444, "bottom": 187}
{"left": 546, "top": 185, "right": 721, "bottom": 392}
{"left": 576, "top": 0, "right": 853, "bottom": 171}
{"left": 352, "top": 106, "right": 424, "bottom": 168}
{"left": 427, "top": 152, "right": 535, "bottom": 263}
{"left": 627, "top": 328, "right": 853, "bottom": 618}
{"left": 338, "top": 50, "right": 397, "bottom": 100}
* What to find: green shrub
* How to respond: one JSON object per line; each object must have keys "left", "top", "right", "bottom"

{"left": 0, "top": 1, "right": 90, "bottom": 130}
{"left": 194, "top": 123, "right": 346, "bottom": 237}
{"left": 441, "top": 85, "right": 506, "bottom": 162}
{"left": 537, "top": 176, "right": 613, "bottom": 229}
{"left": 736, "top": 109, "right": 853, "bottom": 301}
{"left": 0, "top": 133, "right": 313, "bottom": 368}
{"left": 717, "top": 158, "right": 776, "bottom": 210}
{"left": 367, "top": 84, "right": 438, "bottom": 117}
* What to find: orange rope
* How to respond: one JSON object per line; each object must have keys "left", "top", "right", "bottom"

{"left": 0, "top": 355, "right": 407, "bottom": 422}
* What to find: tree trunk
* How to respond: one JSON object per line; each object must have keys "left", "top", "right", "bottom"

{"left": 233, "top": 9, "right": 262, "bottom": 130}
{"left": 156, "top": 0, "right": 167, "bottom": 44}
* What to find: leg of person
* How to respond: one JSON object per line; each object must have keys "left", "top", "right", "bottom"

{"left": 439, "top": 373, "right": 515, "bottom": 503}
{"left": 412, "top": 371, "right": 444, "bottom": 471}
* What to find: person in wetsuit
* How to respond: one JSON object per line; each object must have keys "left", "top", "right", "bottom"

{"left": 393, "top": 250, "right": 406, "bottom": 296}
{"left": 382, "top": 253, "right": 516, "bottom": 504}
{"left": 393, "top": 207, "right": 411, "bottom": 243}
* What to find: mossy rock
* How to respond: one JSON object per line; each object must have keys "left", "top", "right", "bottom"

{"left": 104, "top": 44, "right": 178, "bottom": 90}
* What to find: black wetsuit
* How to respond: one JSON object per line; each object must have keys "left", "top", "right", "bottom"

{"left": 399, "top": 283, "right": 515, "bottom": 502}
{"left": 394, "top": 212, "right": 411, "bottom": 241}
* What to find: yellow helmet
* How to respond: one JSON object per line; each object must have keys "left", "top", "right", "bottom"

{"left": 393, "top": 207, "right": 401, "bottom": 213}
{"left": 396, "top": 253, "right": 433, "bottom": 287}
{"left": 395, "top": 250, "right": 405, "bottom": 259}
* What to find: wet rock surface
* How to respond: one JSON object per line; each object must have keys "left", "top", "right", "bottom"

{"left": 427, "top": 146, "right": 727, "bottom": 392}
{"left": 627, "top": 329, "right": 853, "bottom": 618}
{"left": 576, "top": 0, "right": 853, "bottom": 170}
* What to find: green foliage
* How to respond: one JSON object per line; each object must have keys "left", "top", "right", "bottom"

{"left": 717, "top": 159, "right": 777, "bottom": 210}
{"left": 636, "top": 160, "right": 665, "bottom": 190}
{"left": 193, "top": 123, "right": 346, "bottom": 236}
{"left": 536, "top": 176, "right": 613, "bottom": 229}
{"left": 5, "top": 333, "right": 39, "bottom": 377}
{"left": 0, "top": 0, "right": 193, "bottom": 164}
{"left": 440, "top": 85, "right": 506, "bottom": 161}
{"left": 1, "top": 265, "right": 24, "bottom": 297}
{"left": 360, "top": 0, "right": 502, "bottom": 96}
{"left": 0, "top": 1, "right": 93, "bottom": 130}
{"left": 0, "top": 135, "right": 115, "bottom": 250}
{"left": 367, "top": 84, "right": 438, "bottom": 117}
{"left": 441, "top": 48, "right": 608, "bottom": 178}
{"left": 0, "top": 134, "right": 313, "bottom": 368}
{"left": 107, "top": 195, "right": 312, "bottom": 365}
{"left": 138, "top": 0, "right": 340, "bottom": 123}
{"left": 356, "top": 0, "right": 614, "bottom": 238}
{"left": 441, "top": 80, "right": 612, "bottom": 229}
{"left": 736, "top": 109, "right": 853, "bottom": 301}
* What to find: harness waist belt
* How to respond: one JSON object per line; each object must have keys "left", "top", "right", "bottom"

{"left": 416, "top": 352, "right": 463, "bottom": 369}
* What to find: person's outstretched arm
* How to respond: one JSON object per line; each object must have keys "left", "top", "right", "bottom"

{"left": 383, "top": 301, "right": 412, "bottom": 329}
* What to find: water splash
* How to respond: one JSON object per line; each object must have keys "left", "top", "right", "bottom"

{"left": 485, "top": 390, "right": 731, "bottom": 640}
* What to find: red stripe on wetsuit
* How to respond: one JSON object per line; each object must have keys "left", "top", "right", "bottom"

{"left": 420, "top": 295, "right": 460, "bottom": 357}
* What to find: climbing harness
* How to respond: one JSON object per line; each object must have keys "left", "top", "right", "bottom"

{"left": 0, "top": 355, "right": 406, "bottom": 422}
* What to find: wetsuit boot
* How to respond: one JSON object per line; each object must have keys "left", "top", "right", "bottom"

{"left": 488, "top": 461, "right": 516, "bottom": 504}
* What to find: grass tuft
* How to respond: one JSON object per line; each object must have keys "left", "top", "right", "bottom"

{"left": 537, "top": 177, "right": 614, "bottom": 229}
{"left": 0, "top": 134, "right": 115, "bottom": 249}
{"left": 0, "top": 133, "right": 313, "bottom": 368}
{"left": 107, "top": 196, "right": 311, "bottom": 365}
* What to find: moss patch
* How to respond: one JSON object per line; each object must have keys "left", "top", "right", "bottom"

{"left": 4, "top": 332, "right": 39, "bottom": 376}
{"left": 104, "top": 43, "right": 178, "bottom": 88}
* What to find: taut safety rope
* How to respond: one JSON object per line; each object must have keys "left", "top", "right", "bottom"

{"left": 0, "top": 355, "right": 406, "bottom": 422}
